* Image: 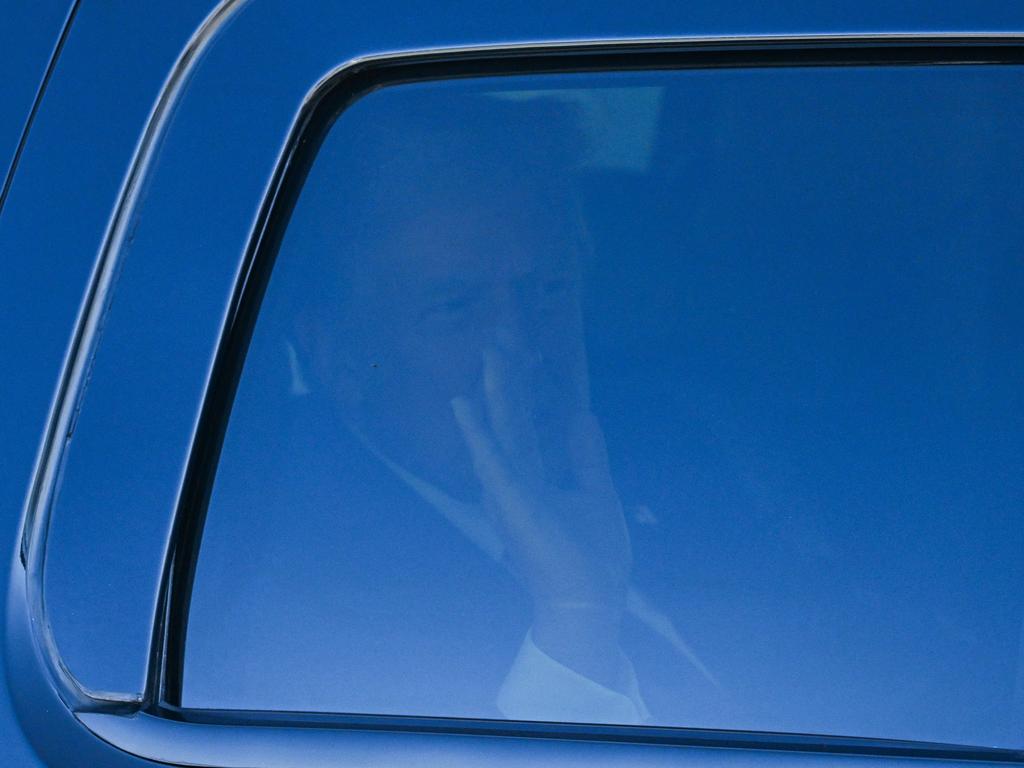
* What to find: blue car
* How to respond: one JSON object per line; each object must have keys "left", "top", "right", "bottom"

{"left": 3, "top": 2, "right": 1024, "bottom": 766}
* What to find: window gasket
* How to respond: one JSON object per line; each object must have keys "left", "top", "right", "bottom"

{"left": 116, "top": 33, "right": 1024, "bottom": 761}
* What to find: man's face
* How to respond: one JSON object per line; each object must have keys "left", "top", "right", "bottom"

{"left": 321, "top": 192, "right": 590, "bottom": 494}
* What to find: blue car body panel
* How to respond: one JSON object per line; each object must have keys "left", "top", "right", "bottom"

{"left": 0, "top": 1, "right": 72, "bottom": 211}
{"left": 3, "top": 2, "right": 1024, "bottom": 765}
{"left": 0, "top": 5, "right": 75, "bottom": 764}
{"left": 0, "top": 2, "right": 220, "bottom": 764}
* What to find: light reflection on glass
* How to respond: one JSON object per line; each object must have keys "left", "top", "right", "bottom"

{"left": 186, "top": 66, "right": 1024, "bottom": 748}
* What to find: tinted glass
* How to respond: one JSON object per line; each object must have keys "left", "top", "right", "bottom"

{"left": 185, "top": 65, "right": 1024, "bottom": 746}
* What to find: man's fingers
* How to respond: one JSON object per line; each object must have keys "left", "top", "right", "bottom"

{"left": 452, "top": 395, "right": 518, "bottom": 500}
{"left": 569, "top": 410, "right": 614, "bottom": 492}
{"left": 452, "top": 395, "right": 542, "bottom": 538}
{"left": 483, "top": 347, "right": 543, "bottom": 478}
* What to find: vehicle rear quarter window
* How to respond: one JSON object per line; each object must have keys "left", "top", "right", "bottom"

{"left": 184, "top": 64, "right": 1024, "bottom": 747}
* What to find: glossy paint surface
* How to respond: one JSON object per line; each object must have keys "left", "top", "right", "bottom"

{"left": 0, "top": 5, "right": 75, "bottom": 763}
{"left": 3, "top": 1, "right": 1024, "bottom": 767}
{"left": 0, "top": 0, "right": 70, "bottom": 211}
{"left": 0, "top": 1, "right": 224, "bottom": 765}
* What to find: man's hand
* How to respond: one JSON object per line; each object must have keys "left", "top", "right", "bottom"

{"left": 452, "top": 346, "right": 633, "bottom": 691}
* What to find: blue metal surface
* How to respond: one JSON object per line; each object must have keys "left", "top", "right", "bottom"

{"left": 0, "top": 1, "right": 223, "bottom": 764}
{"left": 0, "top": 5, "right": 76, "bottom": 765}
{"left": 0, "top": 0, "right": 72, "bottom": 213}
{"left": 2, "top": 2, "right": 1024, "bottom": 766}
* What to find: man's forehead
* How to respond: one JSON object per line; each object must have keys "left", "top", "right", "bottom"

{"left": 355, "top": 198, "right": 580, "bottom": 287}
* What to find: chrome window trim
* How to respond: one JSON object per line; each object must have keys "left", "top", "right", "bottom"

{"left": 16, "top": 0, "right": 253, "bottom": 714}
{"left": 78, "top": 709, "right": 1024, "bottom": 768}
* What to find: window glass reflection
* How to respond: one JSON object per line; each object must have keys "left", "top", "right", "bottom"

{"left": 186, "top": 66, "right": 1024, "bottom": 747}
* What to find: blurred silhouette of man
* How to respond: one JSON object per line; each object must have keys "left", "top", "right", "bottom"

{"left": 291, "top": 92, "right": 654, "bottom": 720}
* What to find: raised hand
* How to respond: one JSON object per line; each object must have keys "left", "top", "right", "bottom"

{"left": 452, "top": 345, "right": 634, "bottom": 690}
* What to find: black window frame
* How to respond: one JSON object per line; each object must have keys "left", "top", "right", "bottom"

{"left": 149, "top": 35, "right": 1024, "bottom": 761}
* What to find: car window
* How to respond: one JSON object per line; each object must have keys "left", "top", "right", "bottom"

{"left": 184, "top": 64, "right": 1024, "bottom": 746}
